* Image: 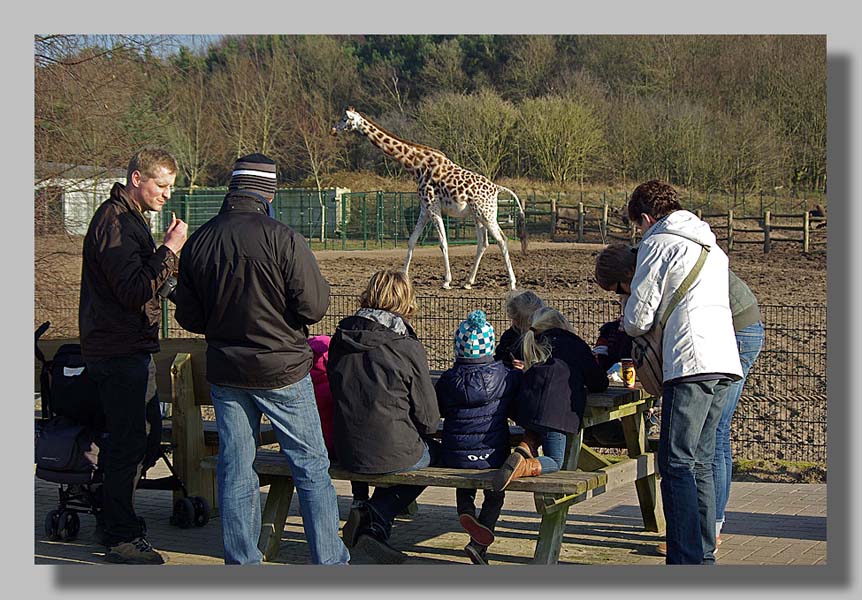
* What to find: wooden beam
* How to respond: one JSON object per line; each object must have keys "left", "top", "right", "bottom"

{"left": 259, "top": 477, "right": 295, "bottom": 562}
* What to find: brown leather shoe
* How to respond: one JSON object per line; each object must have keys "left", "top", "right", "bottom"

{"left": 492, "top": 449, "right": 542, "bottom": 491}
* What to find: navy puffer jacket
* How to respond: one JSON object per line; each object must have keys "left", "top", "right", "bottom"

{"left": 435, "top": 357, "right": 521, "bottom": 469}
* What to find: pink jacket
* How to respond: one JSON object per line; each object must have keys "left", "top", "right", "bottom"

{"left": 308, "top": 335, "right": 335, "bottom": 457}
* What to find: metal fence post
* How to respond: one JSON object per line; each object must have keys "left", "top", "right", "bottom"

{"left": 377, "top": 191, "right": 384, "bottom": 248}
{"left": 161, "top": 298, "right": 170, "bottom": 339}
{"left": 341, "top": 193, "right": 347, "bottom": 250}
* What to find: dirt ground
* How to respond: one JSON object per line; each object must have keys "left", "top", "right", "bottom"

{"left": 312, "top": 239, "right": 827, "bottom": 306}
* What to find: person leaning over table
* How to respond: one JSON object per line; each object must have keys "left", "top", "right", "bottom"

{"left": 173, "top": 153, "right": 348, "bottom": 566}
{"left": 78, "top": 146, "right": 187, "bottom": 565}
{"left": 621, "top": 180, "right": 742, "bottom": 565}
{"left": 595, "top": 241, "right": 765, "bottom": 556}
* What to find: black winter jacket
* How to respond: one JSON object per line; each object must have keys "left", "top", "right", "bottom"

{"left": 517, "top": 328, "right": 609, "bottom": 434}
{"left": 328, "top": 313, "right": 440, "bottom": 474}
{"left": 79, "top": 183, "right": 178, "bottom": 360}
{"left": 174, "top": 192, "right": 330, "bottom": 389}
{"left": 493, "top": 327, "right": 524, "bottom": 368}
{"left": 435, "top": 357, "right": 521, "bottom": 469}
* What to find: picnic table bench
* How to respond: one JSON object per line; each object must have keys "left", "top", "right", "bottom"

{"left": 198, "top": 368, "right": 664, "bottom": 564}
{"left": 36, "top": 339, "right": 664, "bottom": 564}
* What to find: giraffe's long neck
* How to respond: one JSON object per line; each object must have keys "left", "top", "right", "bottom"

{"left": 356, "top": 115, "right": 443, "bottom": 172}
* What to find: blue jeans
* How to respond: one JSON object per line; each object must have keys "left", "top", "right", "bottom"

{"left": 365, "top": 439, "right": 441, "bottom": 541}
{"left": 713, "top": 321, "right": 764, "bottom": 534}
{"left": 211, "top": 375, "right": 349, "bottom": 565}
{"left": 535, "top": 430, "right": 566, "bottom": 474}
{"left": 658, "top": 379, "right": 731, "bottom": 564}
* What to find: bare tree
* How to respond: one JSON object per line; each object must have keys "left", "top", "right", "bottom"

{"left": 518, "top": 96, "right": 605, "bottom": 187}
{"left": 161, "top": 62, "right": 217, "bottom": 189}
{"left": 417, "top": 89, "right": 517, "bottom": 180}
{"left": 502, "top": 35, "right": 559, "bottom": 101}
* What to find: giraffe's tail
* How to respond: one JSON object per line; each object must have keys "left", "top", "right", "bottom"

{"left": 499, "top": 185, "right": 528, "bottom": 255}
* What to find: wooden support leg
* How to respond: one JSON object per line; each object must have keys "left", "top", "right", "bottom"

{"left": 621, "top": 408, "right": 665, "bottom": 533}
{"left": 171, "top": 353, "right": 216, "bottom": 512}
{"left": 258, "top": 477, "right": 295, "bottom": 562}
{"left": 533, "top": 505, "right": 568, "bottom": 564}
{"left": 634, "top": 472, "right": 665, "bottom": 533}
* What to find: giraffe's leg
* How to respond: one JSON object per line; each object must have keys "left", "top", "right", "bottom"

{"left": 429, "top": 212, "right": 453, "bottom": 289}
{"left": 486, "top": 221, "right": 518, "bottom": 290}
{"left": 464, "top": 223, "right": 489, "bottom": 290}
{"left": 403, "top": 209, "right": 430, "bottom": 278}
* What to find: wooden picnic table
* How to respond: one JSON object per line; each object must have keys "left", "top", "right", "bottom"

{"left": 199, "top": 369, "right": 664, "bottom": 564}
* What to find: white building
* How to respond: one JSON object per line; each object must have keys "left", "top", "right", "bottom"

{"left": 35, "top": 161, "right": 127, "bottom": 236}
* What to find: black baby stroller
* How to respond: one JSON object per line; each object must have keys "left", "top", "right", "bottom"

{"left": 34, "top": 321, "right": 211, "bottom": 544}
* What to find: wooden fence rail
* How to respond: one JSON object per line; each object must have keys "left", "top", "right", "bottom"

{"left": 550, "top": 204, "right": 825, "bottom": 254}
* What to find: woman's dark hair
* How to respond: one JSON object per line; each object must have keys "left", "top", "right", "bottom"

{"left": 627, "top": 180, "right": 682, "bottom": 223}
{"left": 595, "top": 243, "right": 637, "bottom": 290}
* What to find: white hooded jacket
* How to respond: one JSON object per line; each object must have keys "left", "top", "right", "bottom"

{"left": 623, "top": 210, "right": 743, "bottom": 383}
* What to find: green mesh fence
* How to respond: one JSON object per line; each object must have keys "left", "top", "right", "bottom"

{"left": 34, "top": 289, "right": 826, "bottom": 464}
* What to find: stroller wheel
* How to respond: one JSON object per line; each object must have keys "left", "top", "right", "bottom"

{"left": 59, "top": 510, "right": 80, "bottom": 541}
{"left": 44, "top": 509, "right": 61, "bottom": 541}
{"left": 171, "top": 498, "right": 195, "bottom": 529}
{"left": 190, "top": 496, "right": 210, "bottom": 528}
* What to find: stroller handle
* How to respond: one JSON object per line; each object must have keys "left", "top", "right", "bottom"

{"left": 35, "top": 321, "right": 50, "bottom": 365}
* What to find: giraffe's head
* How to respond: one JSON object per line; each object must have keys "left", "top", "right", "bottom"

{"left": 331, "top": 107, "right": 362, "bottom": 136}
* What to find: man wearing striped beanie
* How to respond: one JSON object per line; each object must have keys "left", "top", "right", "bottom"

{"left": 174, "top": 153, "right": 347, "bottom": 565}
{"left": 228, "top": 153, "right": 277, "bottom": 202}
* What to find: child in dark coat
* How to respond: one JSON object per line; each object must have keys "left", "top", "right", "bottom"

{"left": 493, "top": 307, "right": 609, "bottom": 491}
{"left": 328, "top": 269, "right": 441, "bottom": 564}
{"left": 308, "top": 334, "right": 370, "bottom": 506}
{"left": 435, "top": 310, "right": 521, "bottom": 565}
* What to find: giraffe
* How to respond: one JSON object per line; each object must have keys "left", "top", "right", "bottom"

{"left": 331, "top": 108, "right": 528, "bottom": 290}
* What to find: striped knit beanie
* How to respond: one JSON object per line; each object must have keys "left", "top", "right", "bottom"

{"left": 229, "top": 153, "right": 277, "bottom": 200}
{"left": 454, "top": 310, "right": 496, "bottom": 359}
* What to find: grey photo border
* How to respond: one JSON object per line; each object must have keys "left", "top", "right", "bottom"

{"left": 12, "top": 1, "right": 860, "bottom": 597}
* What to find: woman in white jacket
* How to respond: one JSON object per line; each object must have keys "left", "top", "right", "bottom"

{"left": 623, "top": 180, "right": 742, "bottom": 566}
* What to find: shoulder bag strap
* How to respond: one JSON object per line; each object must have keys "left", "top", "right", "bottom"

{"left": 658, "top": 243, "right": 710, "bottom": 329}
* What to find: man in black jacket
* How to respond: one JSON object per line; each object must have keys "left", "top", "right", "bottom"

{"left": 173, "top": 154, "right": 348, "bottom": 565}
{"left": 79, "top": 147, "right": 188, "bottom": 564}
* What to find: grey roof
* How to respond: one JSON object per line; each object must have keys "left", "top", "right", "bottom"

{"left": 35, "top": 160, "right": 126, "bottom": 182}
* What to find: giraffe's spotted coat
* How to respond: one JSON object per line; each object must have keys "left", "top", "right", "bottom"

{"left": 332, "top": 109, "right": 528, "bottom": 289}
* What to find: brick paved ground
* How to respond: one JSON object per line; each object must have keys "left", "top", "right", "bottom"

{"left": 34, "top": 460, "right": 826, "bottom": 566}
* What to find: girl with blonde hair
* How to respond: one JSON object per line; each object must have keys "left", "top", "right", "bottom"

{"left": 493, "top": 289, "right": 545, "bottom": 370}
{"left": 493, "top": 307, "right": 609, "bottom": 491}
{"left": 328, "top": 269, "right": 441, "bottom": 563}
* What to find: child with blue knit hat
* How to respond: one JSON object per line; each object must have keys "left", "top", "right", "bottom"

{"left": 435, "top": 309, "right": 521, "bottom": 564}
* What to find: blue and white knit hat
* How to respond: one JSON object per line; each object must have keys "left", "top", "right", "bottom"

{"left": 454, "top": 310, "right": 496, "bottom": 358}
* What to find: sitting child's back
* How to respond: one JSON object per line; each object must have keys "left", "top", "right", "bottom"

{"left": 435, "top": 310, "right": 521, "bottom": 470}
